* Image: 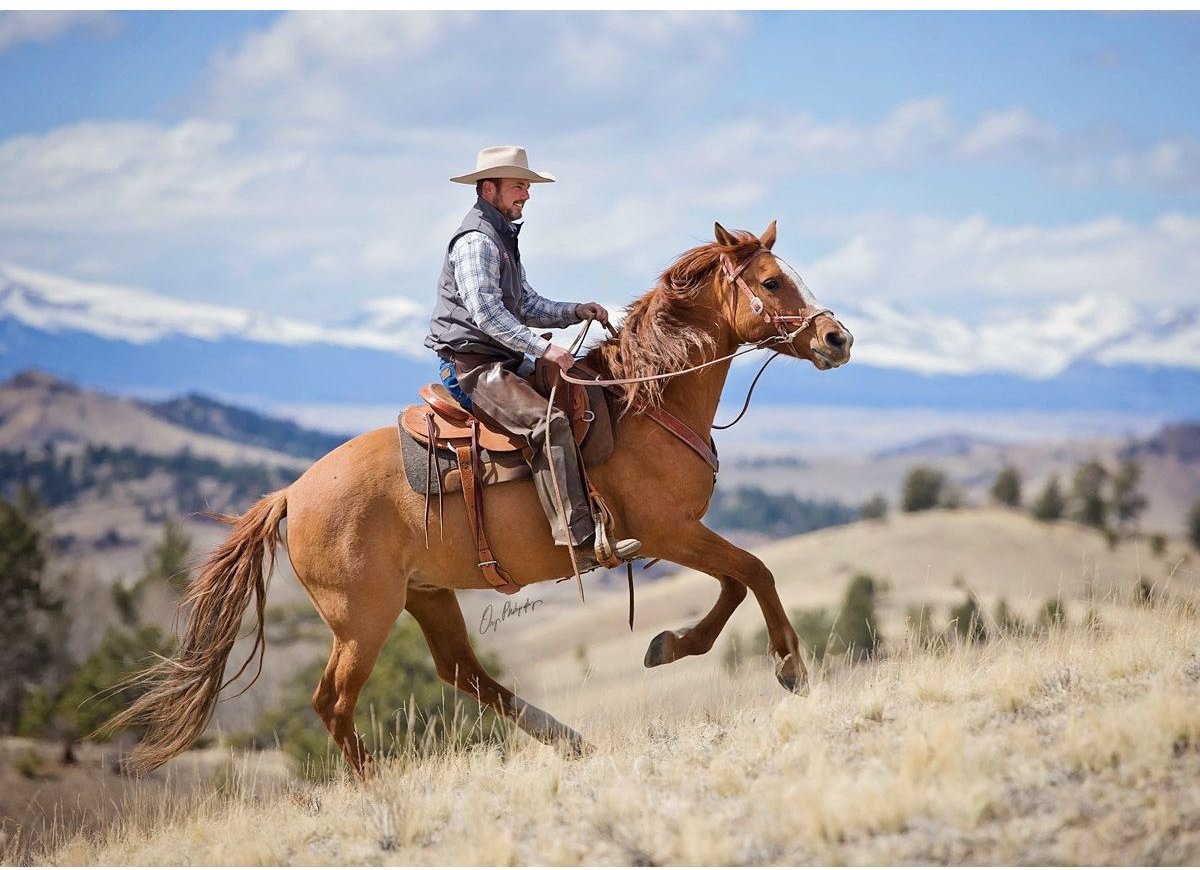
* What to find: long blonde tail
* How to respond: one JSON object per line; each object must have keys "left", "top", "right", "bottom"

{"left": 99, "top": 489, "right": 288, "bottom": 774}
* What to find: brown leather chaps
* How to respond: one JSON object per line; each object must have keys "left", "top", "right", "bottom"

{"left": 447, "top": 352, "right": 594, "bottom": 547}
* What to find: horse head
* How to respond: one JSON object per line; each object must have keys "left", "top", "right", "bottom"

{"left": 714, "top": 220, "right": 853, "bottom": 371}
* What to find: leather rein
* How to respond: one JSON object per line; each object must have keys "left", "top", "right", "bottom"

{"left": 552, "top": 246, "right": 843, "bottom": 630}
{"left": 561, "top": 247, "right": 840, "bottom": 443}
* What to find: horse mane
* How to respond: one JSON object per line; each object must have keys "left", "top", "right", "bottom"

{"left": 583, "top": 231, "right": 763, "bottom": 415}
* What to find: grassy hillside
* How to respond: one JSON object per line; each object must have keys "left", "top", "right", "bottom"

{"left": 461, "top": 508, "right": 1197, "bottom": 720}
{"left": 29, "top": 598, "right": 1200, "bottom": 865}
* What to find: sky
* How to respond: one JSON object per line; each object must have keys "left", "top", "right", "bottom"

{"left": 1, "top": 10, "right": 1198, "bottom": 332}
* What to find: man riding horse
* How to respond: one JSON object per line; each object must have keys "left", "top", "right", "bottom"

{"left": 424, "top": 145, "right": 641, "bottom": 569}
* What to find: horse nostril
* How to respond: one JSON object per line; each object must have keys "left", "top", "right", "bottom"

{"left": 825, "top": 331, "right": 846, "bottom": 349}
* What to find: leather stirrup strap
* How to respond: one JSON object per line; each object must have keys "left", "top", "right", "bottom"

{"left": 456, "top": 422, "right": 520, "bottom": 595}
{"left": 423, "top": 411, "right": 437, "bottom": 548}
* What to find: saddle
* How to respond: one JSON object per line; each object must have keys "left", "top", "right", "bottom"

{"left": 397, "top": 360, "right": 617, "bottom": 595}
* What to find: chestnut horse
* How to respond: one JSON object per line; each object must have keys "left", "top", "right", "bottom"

{"left": 106, "top": 221, "right": 853, "bottom": 777}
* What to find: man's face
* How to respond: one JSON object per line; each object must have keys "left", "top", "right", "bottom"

{"left": 484, "top": 178, "right": 531, "bottom": 221}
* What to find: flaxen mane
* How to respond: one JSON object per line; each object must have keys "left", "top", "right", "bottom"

{"left": 584, "top": 232, "right": 763, "bottom": 415}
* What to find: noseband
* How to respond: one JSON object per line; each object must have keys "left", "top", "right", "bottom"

{"left": 719, "top": 247, "right": 840, "bottom": 343}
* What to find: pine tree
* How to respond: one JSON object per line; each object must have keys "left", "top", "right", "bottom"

{"left": 1111, "top": 458, "right": 1147, "bottom": 531}
{"left": 1031, "top": 476, "right": 1065, "bottom": 521}
{"left": 0, "top": 494, "right": 64, "bottom": 733}
{"left": 1070, "top": 460, "right": 1109, "bottom": 530}
{"left": 831, "top": 573, "right": 882, "bottom": 661}
{"left": 990, "top": 466, "right": 1022, "bottom": 508}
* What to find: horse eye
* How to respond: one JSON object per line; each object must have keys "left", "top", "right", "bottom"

{"left": 762, "top": 279, "right": 779, "bottom": 292}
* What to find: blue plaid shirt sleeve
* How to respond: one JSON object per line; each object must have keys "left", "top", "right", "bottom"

{"left": 516, "top": 262, "right": 580, "bottom": 330}
{"left": 450, "top": 233, "right": 579, "bottom": 358}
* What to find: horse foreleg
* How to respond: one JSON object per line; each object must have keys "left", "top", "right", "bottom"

{"left": 644, "top": 576, "right": 746, "bottom": 667}
{"left": 656, "top": 524, "right": 807, "bottom": 694}
{"left": 405, "top": 587, "right": 592, "bottom": 756}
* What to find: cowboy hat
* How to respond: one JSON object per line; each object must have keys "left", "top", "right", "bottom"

{"left": 450, "top": 145, "right": 557, "bottom": 185}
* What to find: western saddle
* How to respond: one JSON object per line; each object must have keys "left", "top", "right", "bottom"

{"left": 397, "top": 360, "right": 618, "bottom": 595}
{"left": 398, "top": 357, "right": 721, "bottom": 596}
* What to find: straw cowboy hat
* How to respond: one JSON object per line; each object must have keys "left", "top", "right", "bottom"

{"left": 450, "top": 145, "right": 557, "bottom": 185}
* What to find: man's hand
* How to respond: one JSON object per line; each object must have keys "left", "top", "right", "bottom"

{"left": 575, "top": 302, "right": 609, "bottom": 324}
{"left": 542, "top": 344, "right": 575, "bottom": 373}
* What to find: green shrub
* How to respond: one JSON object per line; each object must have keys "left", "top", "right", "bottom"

{"left": 993, "top": 598, "right": 1029, "bottom": 636}
{"left": 1038, "top": 597, "right": 1067, "bottom": 631}
{"left": 949, "top": 591, "right": 988, "bottom": 644}
{"left": 991, "top": 466, "right": 1022, "bottom": 508}
{"left": 1031, "top": 476, "right": 1066, "bottom": 522}
{"left": 859, "top": 494, "right": 888, "bottom": 521}
{"left": 901, "top": 467, "right": 946, "bottom": 513}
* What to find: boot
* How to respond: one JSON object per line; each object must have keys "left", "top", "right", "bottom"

{"left": 568, "top": 534, "right": 641, "bottom": 572}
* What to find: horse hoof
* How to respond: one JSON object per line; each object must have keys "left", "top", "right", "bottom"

{"left": 565, "top": 735, "right": 595, "bottom": 758}
{"left": 575, "top": 739, "right": 597, "bottom": 757}
{"left": 775, "top": 656, "right": 809, "bottom": 695}
{"left": 776, "top": 671, "right": 804, "bottom": 694}
{"left": 644, "top": 630, "right": 676, "bottom": 668}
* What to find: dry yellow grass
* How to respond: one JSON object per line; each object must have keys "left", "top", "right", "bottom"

{"left": 32, "top": 596, "right": 1200, "bottom": 866}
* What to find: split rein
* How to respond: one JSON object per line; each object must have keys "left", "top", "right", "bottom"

{"left": 540, "top": 250, "right": 836, "bottom": 628}
{"left": 558, "top": 247, "right": 835, "bottom": 430}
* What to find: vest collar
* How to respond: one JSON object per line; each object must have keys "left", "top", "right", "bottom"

{"left": 475, "top": 196, "right": 521, "bottom": 240}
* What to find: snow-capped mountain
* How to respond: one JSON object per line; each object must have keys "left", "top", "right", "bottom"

{"left": 838, "top": 294, "right": 1200, "bottom": 379}
{"left": 0, "top": 261, "right": 1197, "bottom": 416}
{"left": 0, "top": 261, "right": 429, "bottom": 354}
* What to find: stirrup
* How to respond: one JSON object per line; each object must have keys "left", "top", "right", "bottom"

{"left": 593, "top": 517, "right": 640, "bottom": 565}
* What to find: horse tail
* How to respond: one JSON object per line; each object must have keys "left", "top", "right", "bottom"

{"left": 100, "top": 488, "right": 288, "bottom": 775}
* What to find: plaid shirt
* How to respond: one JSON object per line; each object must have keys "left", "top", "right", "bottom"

{"left": 450, "top": 231, "right": 579, "bottom": 358}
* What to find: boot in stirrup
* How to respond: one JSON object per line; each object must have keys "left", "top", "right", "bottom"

{"left": 591, "top": 514, "right": 641, "bottom": 564}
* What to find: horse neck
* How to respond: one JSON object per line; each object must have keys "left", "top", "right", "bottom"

{"left": 655, "top": 276, "right": 738, "bottom": 437}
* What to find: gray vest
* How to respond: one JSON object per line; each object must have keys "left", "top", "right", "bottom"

{"left": 425, "top": 198, "right": 525, "bottom": 361}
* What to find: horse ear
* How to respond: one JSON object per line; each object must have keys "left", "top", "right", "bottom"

{"left": 714, "top": 222, "right": 737, "bottom": 247}
{"left": 760, "top": 220, "right": 777, "bottom": 250}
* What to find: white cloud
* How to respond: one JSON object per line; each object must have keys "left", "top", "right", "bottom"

{"left": 0, "top": 11, "right": 116, "bottom": 53}
{"left": 0, "top": 120, "right": 300, "bottom": 230}
{"left": 692, "top": 99, "right": 1200, "bottom": 195}
{"left": 802, "top": 211, "right": 1200, "bottom": 312}
{"left": 960, "top": 106, "right": 1061, "bottom": 159}
{"left": 202, "top": 11, "right": 745, "bottom": 138}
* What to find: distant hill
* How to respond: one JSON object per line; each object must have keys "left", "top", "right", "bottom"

{"left": 144, "top": 393, "right": 345, "bottom": 460}
{"left": 0, "top": 370, "right": 307, "bottom": 467}
{"left": 725, "top": 419, "right": 1200, "bottom": 535}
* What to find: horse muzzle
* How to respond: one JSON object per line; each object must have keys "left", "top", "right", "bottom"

{"left": 808, "top": 318, "right": 853, "bottom": 369}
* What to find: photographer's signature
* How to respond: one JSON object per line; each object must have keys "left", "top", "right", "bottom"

{"left": 478, "top": 596, "right": 544, "bottom": 635}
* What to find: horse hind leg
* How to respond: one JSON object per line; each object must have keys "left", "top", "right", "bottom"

{"left": 311, "top": 630, "right": 395, "bottom": 779}
{"left": 405, "top": 587, "right": 592, "bottom": 756}
{"left": 644, "top": 575, "right": 747, "bottom": 668}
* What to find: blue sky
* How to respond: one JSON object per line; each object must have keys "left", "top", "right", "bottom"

{"left": 1, "top": 10, "right": 1198, "bottom": 333}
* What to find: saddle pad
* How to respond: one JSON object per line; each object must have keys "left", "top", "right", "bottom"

{"left": 399, "top": 427, "right": 532, "bottom": 495}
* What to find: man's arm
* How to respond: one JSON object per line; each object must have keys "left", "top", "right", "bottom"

{"left": 452, "top": 233, "right": 553, "bottom": 358}
{"left": 516, "top": 263, "right": 582, "bottom": 329}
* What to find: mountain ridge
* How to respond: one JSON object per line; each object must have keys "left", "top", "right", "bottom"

{"left": 1, "top": 260, "right": 1198, "bottom": 419}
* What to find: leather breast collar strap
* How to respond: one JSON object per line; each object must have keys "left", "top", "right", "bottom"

{"left": 571, "top": 360, "right": 718, "bottom": 476}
